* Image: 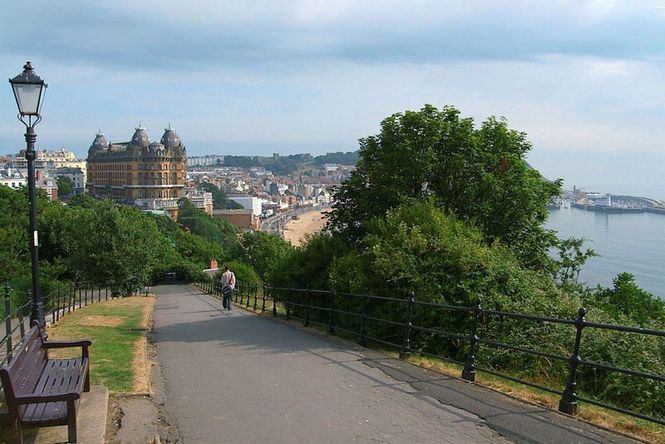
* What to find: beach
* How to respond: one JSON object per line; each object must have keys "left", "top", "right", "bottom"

{"left": 283, "top": 210, "right": 328, "bottom": 246}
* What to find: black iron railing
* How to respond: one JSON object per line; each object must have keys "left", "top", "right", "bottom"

{"left": 196, "top": 277, "right": 665, "bottom": 427}
{"left": 1, "top": 282, "right": 149, "bottom": 366}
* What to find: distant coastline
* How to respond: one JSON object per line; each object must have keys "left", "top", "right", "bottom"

{"left": 549, "top": 191, "right": 665, "bottom": 216}
{"left": 568, "top": 203, "right": 665, "bottom": 215}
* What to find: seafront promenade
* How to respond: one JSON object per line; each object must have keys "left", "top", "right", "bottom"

{"left": 152, "top": 285, "right": 639, "bottom": 443}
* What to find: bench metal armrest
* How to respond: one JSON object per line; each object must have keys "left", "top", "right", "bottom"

{"left": 43, "top": 339, "right": 92, "bottom": 358}
{"left": 15, "top": 391, "right": 80, "bottom": 404}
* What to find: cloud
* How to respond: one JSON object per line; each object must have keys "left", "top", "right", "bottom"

{"left": 1, "top": 0, "right": 664, "bottom": 201}
{"left": 2, "top": 0, "right": 664, "bottom": 74}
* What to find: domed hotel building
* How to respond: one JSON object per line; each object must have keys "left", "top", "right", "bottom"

{"left": 86, "top": 125, "right": 187, "bottom": 217}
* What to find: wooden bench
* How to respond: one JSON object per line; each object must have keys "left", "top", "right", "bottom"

{"left": 0, "top": 323, "right": 91, "bottom": 443}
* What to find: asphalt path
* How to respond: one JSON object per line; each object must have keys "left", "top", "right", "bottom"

{"left": 153, "top": 285, "right": 640, "bottom": 444}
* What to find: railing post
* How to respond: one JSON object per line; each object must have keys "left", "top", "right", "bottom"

{"left": 4, "top": 285, "right": 13, "bottom": 363}
{"left": 328, "top": 291, "right": 335, "bottom": 334}
{"left": 286, "top": 289, "right": 291, "bottom": 320}
{"left": 17, "top": 297, "right": 25, "bottom": 338}
{"left": 253, "top": 284, "right": 258, "bottom": 311}
{"left": 359, "top": 290, "right": 369, "bottom": 347}
{"left": 462, "top": 299, "right": 481, "bottom": 381}
{"left": 559, "top": 307, "right": 587, "bottom": 415}
{"left": 272, "top": 287, "right": 277, "bottom": 317}
{"left": 304, "top": 287, "right": 310, "bottom": 327}
{"left": 399, "top": 292, "right": 415, "bottom": 360}
{"left": 84, "top": 288, "right": 88, "bottom": 306}
{"left": 105, "top": 287, "right": 108, "bottom": 301}
{"left": 51, "top": 291, "right": 56, "bottom": 324}
{"left": 55, "top": 287, "right": 60, "bottom": 322}
{"left": 262, "top": 283, "right": 267, "bottom": 313}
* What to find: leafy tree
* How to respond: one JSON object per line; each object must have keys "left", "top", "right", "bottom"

{"left": 269, "top": 232, "right": 350, "bottom": 290}
{"left": 240, "top": 231, "right": 293, "bottom": 278}
{"left": 328, "top": 104, "right": 562, "bottom": 269}
{"left": 151, "top": 213, "right": 226, "bottom": 269}
{"left": 217, "top": 260, "right": 261, "bottom": 289}
{"left": 587, "top": 272, "right": 665, "bottom": 326}
{"left": 199, "top": 182, "right": 242, "bottom": 209}
{"left": 47, "top": 200, "right": 169, "bottom": 294}
{"left": 0, "top": 186, "right": 30, "bottom": 284}
{"left": 56, "top": 176, "right": 73, "bottom": 197}
{"left": 68, "top": 193, "right": 100, "bottom": 209}
{"left": 553, "top": 237, "right": 598, "bottom": 288}
{"left": 177, "top": 199, "right": 240, "bottom": 253}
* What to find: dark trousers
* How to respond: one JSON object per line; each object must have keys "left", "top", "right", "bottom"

{"left": 222, "top": 287, "right": 233, "bottom": 310}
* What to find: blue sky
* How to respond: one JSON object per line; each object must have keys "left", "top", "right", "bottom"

{"left": 1, "top": 1, "right": 664, "bottom": 198}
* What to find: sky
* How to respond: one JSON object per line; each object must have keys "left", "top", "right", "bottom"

{"left": 1, "top": 0, "right": 664, "bottom": 198}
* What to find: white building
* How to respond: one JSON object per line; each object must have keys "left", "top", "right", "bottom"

{"left": 8, "top": 148, "right": 87, "bottom": 189}
{"left": 228, "top": 194, "right": 262, "bottom": 215}
{"left": 54, "top": 167, "right": 85, "bottom": 194}
{"left": 188, "top": 155, "right": 225, "bottom": 167}
{"left": 185, "top": 189, "right": 214, "bottom": 215}
{"left": 0, "top": 167, "right": 27, "bottom": 190}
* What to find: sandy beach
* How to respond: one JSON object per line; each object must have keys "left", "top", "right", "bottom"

{"left": 283, "top": 210, "right": 328, "bottom": 246}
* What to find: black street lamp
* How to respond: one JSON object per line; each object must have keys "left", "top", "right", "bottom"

{"left": 9, "top": 61, "right": 47, "bottom": 327}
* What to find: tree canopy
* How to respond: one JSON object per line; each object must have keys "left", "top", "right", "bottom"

{"left": 328, "top": 104, "right": 562, "bottom": 269}
{"left": 56, "top": 176, "right": 73, "bottom": 197}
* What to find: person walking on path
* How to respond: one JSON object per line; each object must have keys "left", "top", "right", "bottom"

{"left": 220, "top": 266, "right": 236, "bottom": 310}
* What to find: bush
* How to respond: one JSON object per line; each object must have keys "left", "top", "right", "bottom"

{"left": 218, "top": 260, "right": 262, "bottom": 289}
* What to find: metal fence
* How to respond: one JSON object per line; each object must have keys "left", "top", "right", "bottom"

{"left": 0, "top": 282, "right": 149, "bottom": 367}
{"left": 197, "top": 278, "right": 665, "bottom": 427}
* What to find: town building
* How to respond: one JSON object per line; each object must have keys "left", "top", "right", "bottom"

{"left": 86, "top": 126, "right": 187, "bottom": 218}
{"left": 54, "top": 167, "right": 85, "bottom": 194}
{"left": 185, "top": 188, "right": 214, "bottom": 215}
{"left": 0, "top": 167, "right": 27, "bottom": 190}
{"left": 8, "top": 148, "right": 88, "bottom": 186}
{"left": 227, "top": 194, "right": 263, "bottom": 216}
{"left": 35, "top": 171, "right": 58, "bottom": 201}
{"left": 213, "top": 209, "right": 259, "bottom": 231}
{"left": 188, "top": 155, "right": 225, "bottom": 167}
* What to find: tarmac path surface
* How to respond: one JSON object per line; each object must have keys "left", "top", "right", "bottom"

{"left": 152, "top": 285, "right": 640, "bottom": 444}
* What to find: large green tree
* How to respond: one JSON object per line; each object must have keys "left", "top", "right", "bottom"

{"left": 56, "top": 176, "right": 73, "bottom": 197}
{"left": 328, "top": 105, "right": 561, "bottom": 269}
{"left": 239, "top": 231, "right": 293, "bottom": 278}
{"left": 177, "top": 199, "right": 240, "bottom": 253}
{"left": 46, "top": 201, "right": 169, "bottom": 294}
{"left": 0, "top": 186, "right": 31, "bottom": 284}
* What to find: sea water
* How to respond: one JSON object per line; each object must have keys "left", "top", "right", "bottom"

{"left": 545, "top": 207, "right": 665, "bottom": 299}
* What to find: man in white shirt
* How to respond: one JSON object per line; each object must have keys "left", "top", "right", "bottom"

{"left": 220, "top": 266, "right": 236, "bottom": 311}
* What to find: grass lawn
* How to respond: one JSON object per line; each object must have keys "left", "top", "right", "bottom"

{"left": 47, "top": 296, "right": 153, "bottom": 393}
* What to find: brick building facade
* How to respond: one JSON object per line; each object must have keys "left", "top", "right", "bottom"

{"left": 86, "top": 126, "right": 187, "bottom": 206}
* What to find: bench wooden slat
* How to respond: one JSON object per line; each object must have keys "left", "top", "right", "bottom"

{"left": 0, "top": 324, "right": 91, "bottom": 442}
{"left": 12, "top": 336, "right": 46, "bottom": 397}
{"left": 30, "top": 358, "right": 85, "bottom": 423}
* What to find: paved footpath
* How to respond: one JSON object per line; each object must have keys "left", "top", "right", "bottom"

{"left": 153, "top": 285, "right": 640, "bottom": 444}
